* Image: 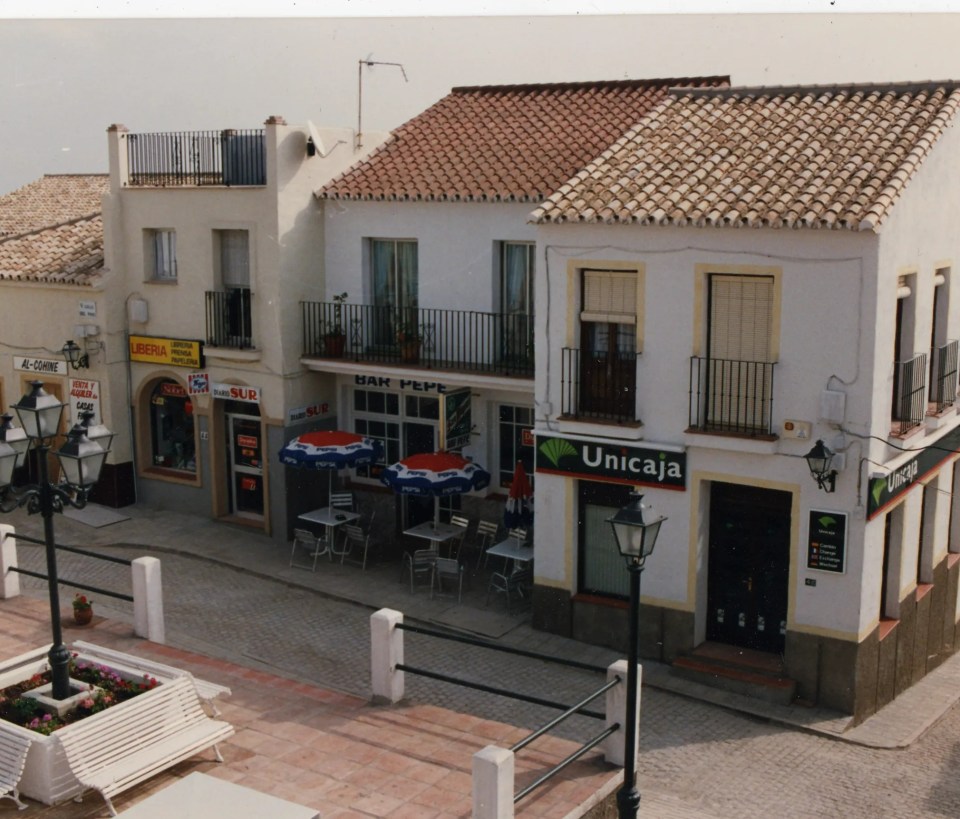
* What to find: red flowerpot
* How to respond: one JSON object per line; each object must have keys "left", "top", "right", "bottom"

{"left": 73, "top": 607, "right": 93, "bottom": 626}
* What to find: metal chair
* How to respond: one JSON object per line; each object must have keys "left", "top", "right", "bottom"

{"left": 330, "top": 492, "right": 355, "bottom": 511}
{"left": 289, "top": 528, "right": 328, "bottom": 572}
{"left": 448, "top": 514, "right": 471, "bottom": 560}
{"left": 338, "top": 523, "right": 371, "bottom": 570}
{"left": 431, "top": 557, "right": 464, "bottom": 603}
{"left": 401, "top": 549, "right": 436, "bottom": 593}
{"left": 486, "top": 566, "right": 532, "bottom": 613}
{"left": 473, "top": 519, "right": 500, "bottom": 569}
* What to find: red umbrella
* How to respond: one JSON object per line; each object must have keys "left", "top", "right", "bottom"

{"left": 505, "top": 460, "right": 533, "bottom": 528}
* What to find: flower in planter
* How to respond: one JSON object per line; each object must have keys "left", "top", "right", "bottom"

{"left": 72, "top": 594, "right": 92, "bottom": 612}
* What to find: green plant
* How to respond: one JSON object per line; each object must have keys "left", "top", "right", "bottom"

{"left": 395, "top": 319, "right": 422, "bottom": 344}
{"left": 325, "top": 292, "right": 349, "bottom": 336}
{"left": 72, "top": 593, "right": 92, "bottom": 612}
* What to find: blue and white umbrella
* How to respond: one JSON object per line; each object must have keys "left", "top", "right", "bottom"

{"left": 278, "top": 430, "right": 382, "bottom": 470}
{"left": 380, "top": 451, "right": 490, "bottom": 496}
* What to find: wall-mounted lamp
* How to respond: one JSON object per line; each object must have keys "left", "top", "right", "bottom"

{"left": 61, "top": 340, "right": 89, "bottom": 370}
{"left": 804, "top": 439, "right": 837, "bottom": 493}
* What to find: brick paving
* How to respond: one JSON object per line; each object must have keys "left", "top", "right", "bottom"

{"left": 5, "top": 504, "right": 960, "bottom": 816}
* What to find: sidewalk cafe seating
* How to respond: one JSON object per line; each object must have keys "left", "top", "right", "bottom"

{"left": 402, "top": 548, "right": 437, "bottom": 593}
{"left": 431, "top": 557, "right": 465, "bottom": 604}
{"left": 289, "top": 528, "right": 329, "bottom": 571}
{"left": 338, "top": 523, "right": 372, "bottom": 570}
{"left": 486, "top": 566, "right": 533, "bottom": 614}
{"left": 448, "top": 514, "right": 471, "bottom": 560}
{"left": 472, "top": 519, "right": 501, "bottom": 569}
{"left": 329, "top": 491, "right": 356, "bottom": 511}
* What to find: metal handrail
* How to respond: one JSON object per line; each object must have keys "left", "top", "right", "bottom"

{"left": 125, "top": 129, "right": 266, "bottom": 187}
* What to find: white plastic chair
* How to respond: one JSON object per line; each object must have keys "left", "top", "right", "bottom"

{"left": 402, "top": 549, "right": 436, "bottom": 593}
{"left": 474, "top": 519, "right": 501, "bottom": 569}
{"left": 339, "top": 523, "right": 371, "bottom": 570}
{"left": 448, "top": 514, "right": 471, "bottom": 560}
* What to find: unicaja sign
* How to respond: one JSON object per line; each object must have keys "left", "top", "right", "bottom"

{"left": 536, "top": 434, "right": 686, "bottom": 490}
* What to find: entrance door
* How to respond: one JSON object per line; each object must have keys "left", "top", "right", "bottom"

{"left": 226, "top": 413, "right": 264, "bottom": 520}
{"left": 707, "top": 482, "right": 791, "bottom": 653}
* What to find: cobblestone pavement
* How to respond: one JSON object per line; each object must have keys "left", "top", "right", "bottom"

{"left": 8, "top": 520, "right": 960, "bottom": 818}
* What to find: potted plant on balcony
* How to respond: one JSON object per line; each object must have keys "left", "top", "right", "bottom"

{"left": 71, "top": 594, "right": 93, "bottom": 626}
{"left": 395, "top": 319, "right": 422, "bottom": 363}
{"left": 322, "top": 292, "right": 349, "bottom": 357}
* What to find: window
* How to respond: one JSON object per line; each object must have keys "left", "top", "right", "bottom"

{"left": 213, "top": 230, "right": 252, "bottom": 346}
{"left": 371, "top": 239, "right": 418, "bottom": 343}
{"left": 692, "top": 273, "right": 775, "bottom": 433}
{"left": 578, "top": 269, "right": 638, "bottom": 419}
{"left": 149, "top": 380, "right": 195, "bottom": 473}
{"left": 353, "top": 388, "right": 401, "bottom": 478}
{"left": 145, "top": 229, "right": 177, "bottom": 281}
{"left": 500, "top": 242, "right": 534, "bottom": 364}
{"left": 498, "top": 404, "right": 534, "bottom": 488}
{"left": 929, "top": 268, "right": 957, "bottom": 412}
{"left": 892, "top": 273, "right": 925, "bottom": 433}
{"left": 577, "top": 480, "right": 634, "bottom": 598}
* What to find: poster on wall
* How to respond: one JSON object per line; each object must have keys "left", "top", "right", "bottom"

{"left": 441, "top": 388, "right": 472, "bottom": 451}
{"left": 68, "top": 377, "right": 101, "bottom": 426}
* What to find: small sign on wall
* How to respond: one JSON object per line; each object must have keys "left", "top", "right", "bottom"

{"left": 807, "top": 510, "right": 847, "bottom": 573}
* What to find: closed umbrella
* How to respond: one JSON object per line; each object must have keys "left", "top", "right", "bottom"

{"left": 504, "top": 460, "right": 534, "bottom": 528}
{"left": 380, "top": 451, "right": 490, "bottom": 525}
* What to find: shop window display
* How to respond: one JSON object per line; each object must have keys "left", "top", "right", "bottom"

{"left": 149, "top": 380, "right": 196, "bottom": 472}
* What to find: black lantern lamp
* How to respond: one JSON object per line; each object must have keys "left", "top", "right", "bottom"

{"left": 61, "top": 340, "right": 89, "bottom": 370}
{"left": 0, "top": 381, "right": 111, "bottom": 700}
{"left": 804, "top": 439, "right": 837, "bottom": 493}
{"left": 606, "top": 492, "right": 666, "bottom": 819}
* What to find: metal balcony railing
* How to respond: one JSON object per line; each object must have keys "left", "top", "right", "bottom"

{"left": 893, "top": 352, "right": 927, "bottom": 435}
{"left": 126, "top": 130, "right": 266, "bottom": 187}
{"left": 560, "top": 347, "right": 639, "bottom": 424}
{"left": 929, "top": 340, "right": 958, "bottom": 414}
{"left": 689, "top": 356, "right": 776, "bottom": 436}
{"left": 301, "top": 302, "right": 534, "bottom": 377}
{"left": 206, "top": 289, "right": 254, "bottom": 349}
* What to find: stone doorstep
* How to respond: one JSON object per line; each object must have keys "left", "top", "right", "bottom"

{"left": 670, "top": 655, "right": 798, "bottom": 706}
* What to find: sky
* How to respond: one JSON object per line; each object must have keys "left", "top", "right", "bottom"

{"left": 2, "top": 6, "right": 960, "bottom": 194}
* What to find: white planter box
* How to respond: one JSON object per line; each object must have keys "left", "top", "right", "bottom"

{"left": 0, "top": 648, "right": 177, "bottom": 805}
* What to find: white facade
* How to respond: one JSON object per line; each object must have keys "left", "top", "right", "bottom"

{"left": 531, "top": 118, "right": 960, "bottom": 718}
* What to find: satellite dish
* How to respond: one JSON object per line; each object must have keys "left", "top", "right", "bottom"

{"left": 306, "top": 120, "right": 326, "bottom": 158}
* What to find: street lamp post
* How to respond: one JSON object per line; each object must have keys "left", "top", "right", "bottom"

{"left": 607, "top": 492, "right": 666, "bottom": 819}
{"left": 0, "top": 381, "right": 111, "bottom": 700}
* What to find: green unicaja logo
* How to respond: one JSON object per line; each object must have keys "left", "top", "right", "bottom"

{"left": 871, "top": 478, "right": 886, "bottom": 508}
{"left": 539, "top": 437, "right": 577, "bottom": 469}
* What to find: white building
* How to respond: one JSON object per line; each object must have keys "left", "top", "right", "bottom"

{"left": 311, "top": 77, "right": 727, "bottom": 544}
{"left": 530, "top": 80, "right": 960, "bottom": 720}
{"left": 100, "top": 117, "right": 386, "bottom": 536}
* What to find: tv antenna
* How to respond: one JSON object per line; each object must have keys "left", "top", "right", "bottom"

{"left": 357, "top": 58, "right": 408, "bottom": 150}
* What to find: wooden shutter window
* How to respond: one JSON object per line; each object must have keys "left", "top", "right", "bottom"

{"left": 581, "top": 270, "right": 637, "bottom": 324}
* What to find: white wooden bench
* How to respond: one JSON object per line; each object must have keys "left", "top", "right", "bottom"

{"left": 71, "top": 641, "right": 232, "bottom": 716}
{"left": 56, "top": 676, "right": 234, "bottom": 817}
{"left": 0, "top": 731, "right": 31, "bottom": 811}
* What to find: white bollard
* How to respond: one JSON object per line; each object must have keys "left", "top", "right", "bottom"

{"left": 473, "top": 745, "right": 514, "bottom": 819}
{"left": 0, "top": 525, "right": 20, "bottom": 599}
{"left": 132, "top": 556, "right": 165, "bottom": 643}
{"left": 370, "top": 608, "right": 405, "bottom": 703}
{"left": 604, "top": 658, "right": 641, "bottom": 766}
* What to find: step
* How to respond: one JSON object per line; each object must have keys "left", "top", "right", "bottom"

{"left": 670, "top": 654, "right": 797, "bottom": 706}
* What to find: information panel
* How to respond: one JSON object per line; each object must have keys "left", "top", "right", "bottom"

{"left": 807, "top": 510, "right": 847, "bottom": 574}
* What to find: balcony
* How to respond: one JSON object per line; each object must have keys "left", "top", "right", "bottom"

{"left": 560, "top": 347, "right": 639, "bottom": 423}
{"left": 206, "top": 289, "right": 254, "bottom": 349}
{"left": 929, "top": 340, "right": 959, "bottom": 414}
{"left": 301, "top": 301, "right": 533, "bottom": 378}
{"left": 689, "top": 356, "right": 776, "bottom": 437}
{"left": 893, "top": 352, "right": 927, "bottom": 436}
{"left": 125, "top": 130, "right": 266, "bottom": 187}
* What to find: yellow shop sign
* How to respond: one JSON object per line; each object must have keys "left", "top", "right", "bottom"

{"left": 129, "top": 335, "right": 203, "bottom": 368}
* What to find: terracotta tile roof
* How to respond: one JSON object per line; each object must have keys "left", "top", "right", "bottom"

{"left": 317, "top": 77, "right": 730, "bottom": 202}
{"left": 532, "top": 81, "right": 960, "bottom": 231}
{"left": 0, "top": 174, "right": 108, "bottom": 237}
{"left": 0, "top": 215, "right": 104, "bottom": 286}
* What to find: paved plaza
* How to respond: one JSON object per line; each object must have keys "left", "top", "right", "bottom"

{"left": 5, "top": 504, "right": 960, "bottom": 817}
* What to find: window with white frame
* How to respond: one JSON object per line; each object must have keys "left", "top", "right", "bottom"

{"left": 145, "top": 229, "right": 177, "bottom": 281}
{"left": 498, "top": 404, "right": 534, "bottom": 488}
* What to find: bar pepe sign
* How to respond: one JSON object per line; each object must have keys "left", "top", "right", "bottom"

{"left": 535, "top": 434, "right": 686, "bottom": 490}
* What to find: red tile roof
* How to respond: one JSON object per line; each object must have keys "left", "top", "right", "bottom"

{"left": 317, "top": 77, "right": 729, "bottom": 203}
{"left": 533, "top": 81, "right": 960, "bottom": 231}
{"left": 0, "top": 215, "right": 104, "bottom": 286}
{"left": 0, "top": 174, "right": 108, "bottom": 237}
